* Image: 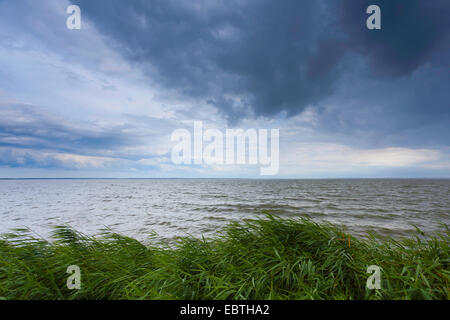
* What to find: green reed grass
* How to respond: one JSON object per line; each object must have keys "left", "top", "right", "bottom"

{"left": 0, "top": 215, "right": 448, "bottom": 300}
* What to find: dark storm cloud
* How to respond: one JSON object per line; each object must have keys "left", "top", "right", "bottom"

{"left": 315, "top": 66, "right": 450, "bottom": 148}
{"left": 72, "top": 0, "right": 338, "bottom": 122}
{"left": 318, "top": 0, "right": 450, "bottom": 148}
{"left": 71, "top": 0, "right": 449, "bottom": 125}
{"left": 337, "top": 0, "right": 450, "bottom": 76}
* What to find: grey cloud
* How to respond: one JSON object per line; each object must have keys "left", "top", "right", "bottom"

{"left": 1, "top": 0, "right": 448, "bottom": 162}
{"left": 337, "top": 0, "right": 450, "bottom": 76}
{"left": 0, "top": 104, "right": 149, "bottom": 157}
{"left": 70, "top": 0, "right": 449, "bottom": 130}
{"left": 73, "top": 0, "right": 338, "bottom": 123}
{"left": 314, "top": 66, "right": 450, "bottom": 148}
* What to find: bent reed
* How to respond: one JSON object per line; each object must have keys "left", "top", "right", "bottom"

{"left": 0, "top": 215, "right": 448, "bottom": 300}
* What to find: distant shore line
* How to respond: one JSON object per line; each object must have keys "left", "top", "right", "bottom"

{"left": 1, "top": 177, "right": 449, "bottom": 180}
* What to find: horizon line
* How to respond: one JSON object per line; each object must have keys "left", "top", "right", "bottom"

{"left": 0, "top": 177, "right": 449, "bottom": 180}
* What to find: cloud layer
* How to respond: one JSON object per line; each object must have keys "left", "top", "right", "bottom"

{"left": 0, "top": 0, "right": 448, "bottom": 177}
{"left": 73, "top": 0, "right": 450, "bottom": 124}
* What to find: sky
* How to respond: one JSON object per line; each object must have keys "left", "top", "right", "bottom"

{"left": 0, "top": 0, "right": 449, "bottom": 178}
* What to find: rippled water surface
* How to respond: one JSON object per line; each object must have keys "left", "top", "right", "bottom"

{"left": 1, "top": 179, "right": 449, "bottom": 241}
